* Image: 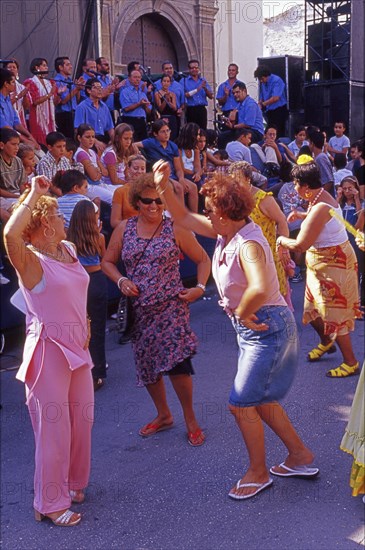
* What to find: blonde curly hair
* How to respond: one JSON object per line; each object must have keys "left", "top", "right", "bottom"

{"left": 227, "top": 161, "right": 252, "bottom": 184}
{"left": 12, "top": 189, "right": 58, "bottom": 240}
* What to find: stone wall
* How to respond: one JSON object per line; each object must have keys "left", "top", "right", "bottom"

{"left": 263, "top": 0, "right": 305, "bottom": 57}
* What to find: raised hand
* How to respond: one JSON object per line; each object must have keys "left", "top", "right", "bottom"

{"left": 31, "top": 175, "right": 51, "bottom": 196}
{"left": 153, "top": 160, "right": 171, "bottom": 191}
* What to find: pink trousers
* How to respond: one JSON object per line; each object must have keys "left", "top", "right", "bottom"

{"left": 25, "top": 341, "right": 94, "bottom": 514}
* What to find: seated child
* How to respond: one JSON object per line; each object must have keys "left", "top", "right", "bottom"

{"left": 288, "top": 125, "right": 309, "bottom": 160}
{"left": 64, "top": 138, "right": 85, "bottom": 173}
{"left": 0, "top": 128, "right": 27, "bottom": 215}
{"left": 17, "top": 144, "right": 36, "bottom": 185}
{"left": 333, "top": 153, "right": 353, "bottom": 187}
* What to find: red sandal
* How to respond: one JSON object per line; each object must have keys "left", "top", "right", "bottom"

{"left": 187, "top": 429, "right": 205, "bottom": 447}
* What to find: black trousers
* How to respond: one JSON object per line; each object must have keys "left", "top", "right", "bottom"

{"left": 87, "top": 270, "right": 108, "bottom": 379}
{"left": 55, "top": 111, "right": 75, "bottom": 139}
{"left": 265, "top": 105, "right": 288, "bottom": 137}
{"left": 186, "top": 105, "right": 207, "bottom": 130}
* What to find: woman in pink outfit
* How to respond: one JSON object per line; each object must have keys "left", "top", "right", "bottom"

{"left": 4, "top": 176, "right": 94, "bottom": 526}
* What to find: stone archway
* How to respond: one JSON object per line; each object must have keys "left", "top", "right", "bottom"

{"left": 121, "top": 14, "right": 179, "bottom": 74}
{"left": 112, "top": 2, "right": 199, "bottom": 75}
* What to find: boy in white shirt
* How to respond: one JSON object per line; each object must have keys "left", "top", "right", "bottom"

{"left": 327, "top": 121, "right": 350, "bottom": 156}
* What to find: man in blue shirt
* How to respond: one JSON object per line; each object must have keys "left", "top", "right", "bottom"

{"left": 54, "top": 57, "right": 85, "bottom": 138}
{"left": 119, "top": 70, "right": 151, "bottom": 141}
{"left": 254, "top": 64, "right": 288, "bottom": 137}
{"left": 0, "top": 68, "right": 39, "bottom": 150}
{"left": 218, "top": 81, "right": 264, "bottom": 147}
{"left": 216, "top": 63, "right": 240, "bottom": 117}
{"left": 74, "top": 78, "right": 114, "bottom": 153}
{"left": 79, "top": 58, "right": 97, "bottom": 101}
{"left": 182, "top": 59, "right": 213, "bottom": 129}
{"left": 96, "top": 57, "right": 119, "bottom": 122}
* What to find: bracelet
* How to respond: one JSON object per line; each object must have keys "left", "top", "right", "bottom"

{"left": 117, "top": 276, "right": 128, "bottom": 289}
{"left": 20, "top": 203, "right": 32, "bottom": 213}
{"left": 196, "top": 283, "right": 206, "bottom": 293}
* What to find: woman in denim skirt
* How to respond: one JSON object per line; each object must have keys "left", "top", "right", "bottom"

{"left": 153, "top": 160, "right": 319, "bottom": 500}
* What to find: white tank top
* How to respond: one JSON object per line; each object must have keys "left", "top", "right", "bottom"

{"left": 181, "top": 149, "right": 195, "bottom": 171}
{"left": 312, "top": 204, "right": 348, "bottom": 248}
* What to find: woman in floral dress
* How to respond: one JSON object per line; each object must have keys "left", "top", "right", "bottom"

{"left": 102, "top": 173, "right": 211, "bottom": 446}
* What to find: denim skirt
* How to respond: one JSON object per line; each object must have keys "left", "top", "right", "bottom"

{"left": 229, "top": 305, "right": 299, "bottom": 407}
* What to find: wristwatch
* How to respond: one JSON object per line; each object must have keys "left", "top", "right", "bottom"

{"left": 196, "top": 283, "right": 206, "bottom": 293}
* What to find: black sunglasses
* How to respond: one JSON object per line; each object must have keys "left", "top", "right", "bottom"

{"left": 138, "top": 197, "right": 163, "bottom": 205}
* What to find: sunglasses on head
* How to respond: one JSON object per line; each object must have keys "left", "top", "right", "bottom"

{"left": 138, "top": 197, "right": 163, "bottom": 205}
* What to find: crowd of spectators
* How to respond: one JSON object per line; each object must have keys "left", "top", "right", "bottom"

{"left": 1, "top": 54, "right": 364, "bottom": 524}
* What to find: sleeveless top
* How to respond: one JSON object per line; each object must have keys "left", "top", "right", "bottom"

{"left": 78, "top": 253, "right": 100, "bottom": 266}
{"left": 100, "top": 146, "right": 126, "bottom": 185}
{"left": 312, "top": 203, "right": 349, "bottom": 248}
{"left": 16, "top": 241, "right": 92, "bottom": 385}
{"left": 212, "top": 221, "right": 286, "bottom": 314}
{"left": 75, "top": 147, "right": 100, "bottom": 185}
{"left": 121, "top": 216, "right": 184, "bottom": 307}
{"left": 181, "top": 149, "right": 195, "bottom": 171}
{"left": 250, "top": 188, "right": 287, "bottom": 296}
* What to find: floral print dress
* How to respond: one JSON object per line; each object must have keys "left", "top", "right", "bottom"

{"left": 122, "top": 216, "right": 197, "bottom": 387}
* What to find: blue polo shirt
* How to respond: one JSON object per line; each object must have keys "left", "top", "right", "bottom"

{"left": 181, "top": 76, "right": 212, "bottom": 107}
{"left": 259, "top": 74, "right": 287, "bottom": 111}
{"left": 74, "top": 98, "right": 113, "bottom": 134}
{"left": 0, "top": 92, "right": 20, "bottom": 128}
{"left": 237, "top": 96, "right": 264, "bottom": 135}
{"left": 119, "top": 85, "right": 148, "bottom": 118}
{"left": 141, "top": 137, "right": 179, "bottom": 178}
{"left": 54, "top": 74, "right": 78, "bottom": 113}
{"left": 80, "top": 72, "right": 92, "bottom": 100}
{"left": 98, "top": 74, "right": 114, "bottom": 111}
{"left": 154, "top": 79, "right": 185, "bottom": 109}
{"left": 216, "top": 79, "right": 239, "bottom": 112}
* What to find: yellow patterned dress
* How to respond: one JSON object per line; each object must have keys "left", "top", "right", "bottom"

{"left": 250, "top": 189, "right": 287, "bottom": 296}
{"left": 341, "top": 364, "right": 365, "bottom": 497}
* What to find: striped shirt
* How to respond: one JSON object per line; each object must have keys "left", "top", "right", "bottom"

{"left": 58, "top": 194, "right": 91, "bottom": 228}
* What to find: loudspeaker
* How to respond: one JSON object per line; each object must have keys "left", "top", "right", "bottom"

{"left": 307, "top": 21, "right": 350, "bottom": 80}
{"left": 304, "top": 81, "right": 365, "bottom": 141}
{"left": 305, "top": 0, "right": 364, "bottom": 83}
{"left": 257, "top": 55, "right": 304, "bottom": 111}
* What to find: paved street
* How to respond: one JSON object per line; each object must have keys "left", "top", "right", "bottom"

{"left": 1, "top": 280, "right": 364, "bottom": 550}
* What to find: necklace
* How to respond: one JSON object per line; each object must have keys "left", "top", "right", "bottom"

{"left": 28, "top": 244, "right": 66, "bottom": 262}
{"left": 308, "top": 188, "right": 324, "bottom": 209}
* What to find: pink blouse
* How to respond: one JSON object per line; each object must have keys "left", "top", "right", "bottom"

{"left": 212, "top": 221, "right": 286, "bottom": 314}
{"left": 16, "top": 242, "right": 92, "bottom": 386}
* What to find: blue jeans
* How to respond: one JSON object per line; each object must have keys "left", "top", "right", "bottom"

{"left": 229, "top": 305, "right": 299, "bottom": 407}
